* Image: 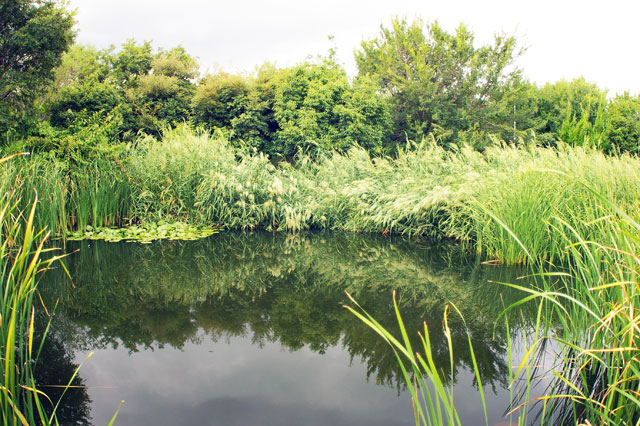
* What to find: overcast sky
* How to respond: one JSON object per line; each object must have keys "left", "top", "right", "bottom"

{"left": 68, "top": 0, "right": 639, "bottom": 96}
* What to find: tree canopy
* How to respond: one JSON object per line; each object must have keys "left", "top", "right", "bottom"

{"left": 0, "top": 0, "right": 75, "bottom": 136}
{"left": 3, "top": 11, "right": 640, "bottom": 157}
{"left": 355, "top": 18, "right": 523, "bottom": 145}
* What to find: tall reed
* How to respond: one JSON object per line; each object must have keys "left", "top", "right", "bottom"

{"left": 0, "top": 154, "right": 123, "bottom": 425}
{"left": 351, "top": 175, "right": 639, "bottom": 425}
{"left": 0, "top": 175, "right": 65, "bottom": 424}
{"left": 516, "top": 183, "right": 640, "bottom": 425}
{"left": 5, "top": 126, "right": 640, "bottom": 268}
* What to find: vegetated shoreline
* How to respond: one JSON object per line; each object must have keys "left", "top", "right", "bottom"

{"left": 1, "top": 127, "right": 639, "bottom": 425}
{"left": 4, "top": 125, "right": 639, "bottom": 265}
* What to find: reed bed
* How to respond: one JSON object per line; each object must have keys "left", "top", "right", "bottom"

{"left": 3, "top": 125, "right": 640, "bottom": 266}
{"left": 524, "top": 193, "right": 640, "bottom": 425}
{"left": 0, "top": 168, "right": 81, "bottom": 425}
{"left": 349, "top": 180, "right": 640, "bottom": 425}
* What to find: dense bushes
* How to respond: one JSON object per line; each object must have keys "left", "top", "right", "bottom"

{"left": 192, "top": 59, "right": 391, "bottom": 158}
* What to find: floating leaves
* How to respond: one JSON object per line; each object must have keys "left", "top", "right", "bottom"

{"left": 67, "top": 221, "right": 219, "bottom": 243}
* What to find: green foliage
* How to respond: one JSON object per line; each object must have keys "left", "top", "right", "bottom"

{"left": 193, "top": 60, "right": 390, "bottom": 158}
{"left": 0, "top": 0, "right": 75, "bottom": 139}
{"left": 50, "top": 45, "right": 111, "bottom": 86}
{"left": 270, "top": 58, "right": 390, "bottom": 158}
{"left": 38, "top": 40, "right": 198, "bottom": 145}
{"left": 192, "top": 71, "right": 252, "bottom": 133}
{"left": 536, "top": 77, "right": 608, "bottom": 140}
{"left": 6, "top": 11, "right": 640, "bottom": 157}
{"left": 67, "top": 221, "right": 218, "bottom": 243}
{"left": 48, "top": 82, "right": 122, "bottom": 128}
{"left": 556, "top": 98, "right": 607, "bottom": 148}
{"left": 605, "top": 93, "right": 640, "bottom": 153}
{"left": 106, "top": 39, "right": 153, "bottom": 89}
{"left": 127, "top": 46, "right": 198, "bottom": 134}
{"left": 355, "top": 17, "right": 521, "bottom": 147}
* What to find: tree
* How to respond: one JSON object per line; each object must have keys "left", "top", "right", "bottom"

{"left": 270, "top": 59, "right": 390, "bottom": 158}
{"left": 106, "top": 39, "right": 153, "bottom": 90}
{"left": 127, "top": 46, "right": 199, "bottom": 133}
{"left": 536, "top": 77, "right": 607, "bottom": 138}
{"left": 606, "top": 93, "right": 640, "bottom": 154}
{"left": 192, "top": 71, "right": 252, "bottom": 131}
{"left": 0, "top": 0, "right": 75, "bottom": 138}
{"left": 355, "top": 17, "right": 521, "bottom": 146}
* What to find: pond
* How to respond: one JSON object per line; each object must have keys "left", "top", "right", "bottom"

{"left": 38, "top": 232, "right": 550, "bottom": 426}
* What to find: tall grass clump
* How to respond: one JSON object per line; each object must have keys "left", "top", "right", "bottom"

{"left": 468, "top": 144, "right": 640, "bottom": 264}
{"left": 0, "top": 150, "right": 131, "bottom": 238}
{"left": 0, "top": 162, "right": 69, "bottom": 424}
{"left": 68, "top": 158, "right": 131, "bottom": 233}
{"left": 0, "top": 156, "right": 68, "bottom": 237}
{"left": 517, "top": 185, "right": 640, "bottom": 425}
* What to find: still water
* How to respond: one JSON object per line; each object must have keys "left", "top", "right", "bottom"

{"left": 39, "top": 232, "right": 547, "bottom": 426}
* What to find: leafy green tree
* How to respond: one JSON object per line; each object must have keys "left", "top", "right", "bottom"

{"left": 355, "top": 17, "right": 521, "bottom": 146}
{"left": 270, "top": 59, "right": 390, "bottom": 158}
{"left": 106, "top": 39, "right": 153, "bottom": 90}
{"left": 128, "top": 46, "right": 199, "bottom": 133}
{"left": 228, "top": 64, "right": 279, "bottom": 151}
{"left": 192, "top": 71, "right": 252, "bottom": 131}
{"left": 0, "top": 0, "right": 74, "bottom": 139}
{"left": 536, "top": 77, "right": 607, "bottom": 138}
{"left": 48, "top": 45, "right": 111, "bottom": 92}
{"left": 605, "top": 93, "right": 640, "bottom": 153}
{"left": 48, "top": 82, "right": 121, "bottom": 128}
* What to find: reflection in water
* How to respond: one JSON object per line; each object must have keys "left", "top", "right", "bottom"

{"left": 32, "top": 325, "right": 92, "bottom": 426}
{"left": 41, "top": 232, "right": 538, "bottom": 426}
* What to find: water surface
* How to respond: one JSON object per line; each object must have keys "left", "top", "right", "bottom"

{"left": 40, "top": 232, "right": 544, "bottom": 426}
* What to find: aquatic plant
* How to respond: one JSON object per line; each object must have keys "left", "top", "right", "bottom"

{"left": 3, "top": 125, "right": 640, "bottom": 266}
{"left": 349, "top": 175, "right": 640, "bottom": 425}
{"left": 0, "top": 154, "right": 122, "bottom": 426}
{"left": 67, "top": 221, "right": 219, "bottom": 243}
{"left": 0, "top": 175, "right": 76, "bottom": 424}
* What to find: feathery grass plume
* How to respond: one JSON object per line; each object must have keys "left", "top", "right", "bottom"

{"left": 4, "top": 125, "right": 640, "bottom": 266}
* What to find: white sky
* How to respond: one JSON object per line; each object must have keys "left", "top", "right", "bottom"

{"left": 69, "top": 0, "right": 640, "bottom": 96}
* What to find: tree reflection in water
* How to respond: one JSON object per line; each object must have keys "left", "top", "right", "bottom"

{"left": 42, "top": 232, "right": 536, "bottom": 396}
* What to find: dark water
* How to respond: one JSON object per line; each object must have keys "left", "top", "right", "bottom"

{"left": 38, "top": 232, "right": 548, "bottom": 426}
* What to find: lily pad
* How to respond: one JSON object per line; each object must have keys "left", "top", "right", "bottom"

{"left": 66, "top": 221, "right": 219, "bottom": 243}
